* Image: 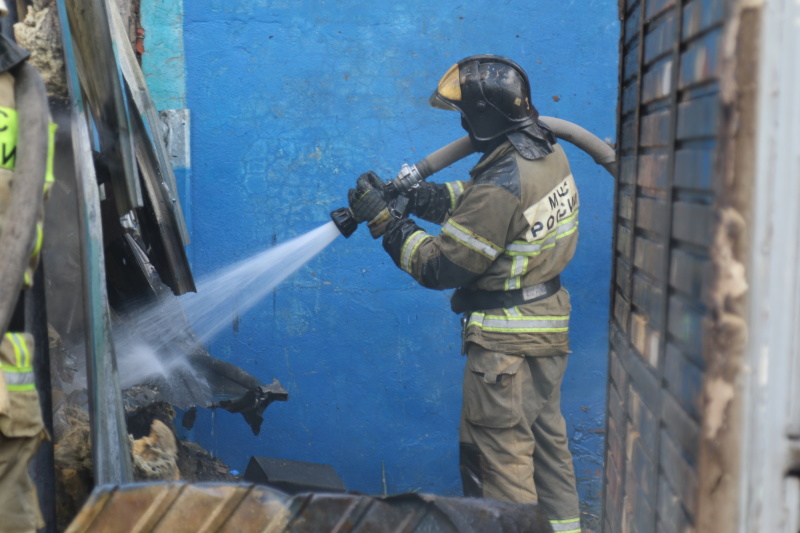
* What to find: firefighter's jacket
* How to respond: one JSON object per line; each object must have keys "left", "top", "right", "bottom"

{"left": 0, "top": 43, "right": 52, "bottom": 436}
{"left": 0, "top": 42, "right": 51, "bottom": 531}
{"left": 383, "top": 140, "right": 578, "bottom": 356}
{"left": 0, "top": 69, "right": 56, "bottom": 290}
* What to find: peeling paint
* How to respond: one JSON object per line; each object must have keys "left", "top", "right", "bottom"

{"left": 704, "top": 377, "right": 735, "bottom": 440}
{"left": 694, "top": 3, "right": 762, "bottom": 532}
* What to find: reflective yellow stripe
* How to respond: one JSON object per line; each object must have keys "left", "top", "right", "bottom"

{"left": 504, "top": 255, "right": 528, "bottom": 290}
{"left": 507, "top": 211, "right": 579, "bottom": 256}
{"left": 445, "top": 181, "right": 465, "bottom": 211}
{"left": 442, "top": 219, "right": 503, "bottom": 260}
{"left": 401, "top": 230, "right": 431, "bottom": 274}
{"left": 1, "top": 335, "right": 36, "bottom": 392}
{"left": 2, "top": 365, "right": 35, "bottom": 390}
{"left": 13, "top": 333, "right": 31, "bottom": 367}
{"left": 468, "top": 312, "right": 569, "bottom": 332}
{"left": 550, "top": 518, "right": 581, "bottom": 533}
{"left": 46, "top": 122, "right": 58, "bottom": 185}
{"left": 0, "top": 107, "right": 57, "bottom": 186}
{"left": 4, "top": 332, "right": 22, "bottom": 367}
{"left": 32, "top": 222, "right": 44, "bottom": 257}
{"left": 0, "top": 106, "right": 18, "bottom": 169}
{"left": 1, "top": 363, "right": 33, "bottom": 373}
{"left": 6, "top": 383, "right": 36, "bottom": 392}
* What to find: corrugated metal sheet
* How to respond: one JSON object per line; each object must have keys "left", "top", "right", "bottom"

{"left": 66, "top": 483, "right": 554, "bottom": 533}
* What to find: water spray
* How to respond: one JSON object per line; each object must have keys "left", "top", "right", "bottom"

{"left": 112, "top": 222, "right": 342, "bottom": 407}
{"left": 114, "top": 117, "right": 615, "bottom": 403}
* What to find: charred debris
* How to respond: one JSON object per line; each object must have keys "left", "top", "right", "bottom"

{"left": 7, "top": 0, "right": 289, "bottom": 525}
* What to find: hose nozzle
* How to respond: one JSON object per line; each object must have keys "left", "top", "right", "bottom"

{"left": 330, "top": 207, "right": 358, "bottom": 238}
{"left": 332, "top": 135, "right": 476, "bottom": 239}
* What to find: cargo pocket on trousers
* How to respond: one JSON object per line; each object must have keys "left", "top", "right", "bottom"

{"left": 463, "top": 350, "right": 525, "bottom": 429}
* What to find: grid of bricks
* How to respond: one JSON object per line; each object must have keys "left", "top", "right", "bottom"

{"left": 604, "top": 0, "right": 726, "bottom": 531}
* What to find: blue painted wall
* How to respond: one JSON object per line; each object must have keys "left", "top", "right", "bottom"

{"left": 147, "top": 0, "right": 618, "bottom": 518}
{"left": 141, "top": 0, "right": 186, "bottom": 110}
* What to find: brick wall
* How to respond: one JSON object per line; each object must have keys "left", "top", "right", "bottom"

{"left": 604, "top": 1, "right": 729, "bottom": 531}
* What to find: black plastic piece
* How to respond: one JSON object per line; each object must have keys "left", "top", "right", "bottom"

{"left": 244, "top": 456, "right": 346, "bottom": 494}
{"left": 330, "top": 207, "right": 358, "bottom": 238}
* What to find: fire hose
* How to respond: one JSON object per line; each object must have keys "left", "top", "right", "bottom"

{"left": 330, "top": 116, "right": 616, "bottom": 238}
{"left": 0, "top": 62, "right": 50, "bottom": 335}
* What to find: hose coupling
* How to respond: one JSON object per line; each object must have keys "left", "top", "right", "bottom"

{"left": 391, "top": 163, "right": 424, "bottom": 195}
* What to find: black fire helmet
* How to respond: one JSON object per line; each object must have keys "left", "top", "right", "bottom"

{"left": 430, "top": 55, "right": 539, "bottom": 141}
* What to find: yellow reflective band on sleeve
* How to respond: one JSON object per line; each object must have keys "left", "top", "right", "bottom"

{"left": 46, "top": 122, "right": 58, "bottom": 185}
{"left": 0, "top": 106, "right": 18, "bottom": 170}
{"left": 504, "top": 255, "right": 528, "bottom": 291}
{"left": 444, "top": 181, "right": 465, "bottom": 211}
{"left": 506, "top": 211, "right": 579, "bottom": 257}
{"left": 550, "top": 518, "right": 581, "bottom": 533}
{"left": 442, "top": 219, "right": 503, "bottom": 260}
{"left": 401, "top": 230, "right": 431, "bottom": 274}
{"left": 468, "top": 312, "right": 569, "bottom": 333}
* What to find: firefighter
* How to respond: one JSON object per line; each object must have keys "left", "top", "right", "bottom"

{"left": 0, "top": 7, "right": 54, "bottom": 530}
{"left": 348, "top": 55, "right": 581, "bottom": 531}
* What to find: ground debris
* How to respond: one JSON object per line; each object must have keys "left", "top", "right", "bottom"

{"left": 53, "top": 398, "right": 235, "bottom": 530}
{"left": 131, "top": 419, "right": 180, "bottom": 481}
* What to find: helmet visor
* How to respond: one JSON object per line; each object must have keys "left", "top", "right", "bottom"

{"left": 430, "top": 63, "right": 461, "bottom": 110}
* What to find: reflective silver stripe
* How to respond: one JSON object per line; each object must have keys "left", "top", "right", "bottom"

{"left": 2, "top": 368, "right": 35, "bottom": 386}
{"left": 504, "top": 307, "right": 522, "bottom": 317}
{"left": 507, "top": 212, "right": 579, "bottom": 256}
{"left": 549, "top": 518, "right": 581, "bottom": 533}
{"left": 445, "top": 181, "right": 465, "bottom": 210}
{"left": 442, "top": 220, "right": 502, "bottom": 260}
{"left": 505, "top": 255, "right": 527, "bottom": 290}
{"left": 2, "top": 334, "right": 36, "bottom": 391}
{"left": 401, "top": 231, "right": 430, "bottom": 274}
{"left": 468, "top": 313, "right": 569, "bottom": 332}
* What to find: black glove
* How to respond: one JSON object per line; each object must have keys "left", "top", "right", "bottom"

{"left": 347, "top": 171, "right": 392, "bottom": 239}
{"left": 382, "top": 216, "right": 422, "bottom": 269}
{"left": 409, "top": 181, "right": 453, "bottom": 224}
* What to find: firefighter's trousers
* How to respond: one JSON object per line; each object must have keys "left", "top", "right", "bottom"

{"left": 0, "top": 333, "right": 46, "bottom": 533}
{"left": 459, "top": 344, "right": 581, "bottom": 530}
{"left": 0, "top": 432, "right": 45, "bottom": 532}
